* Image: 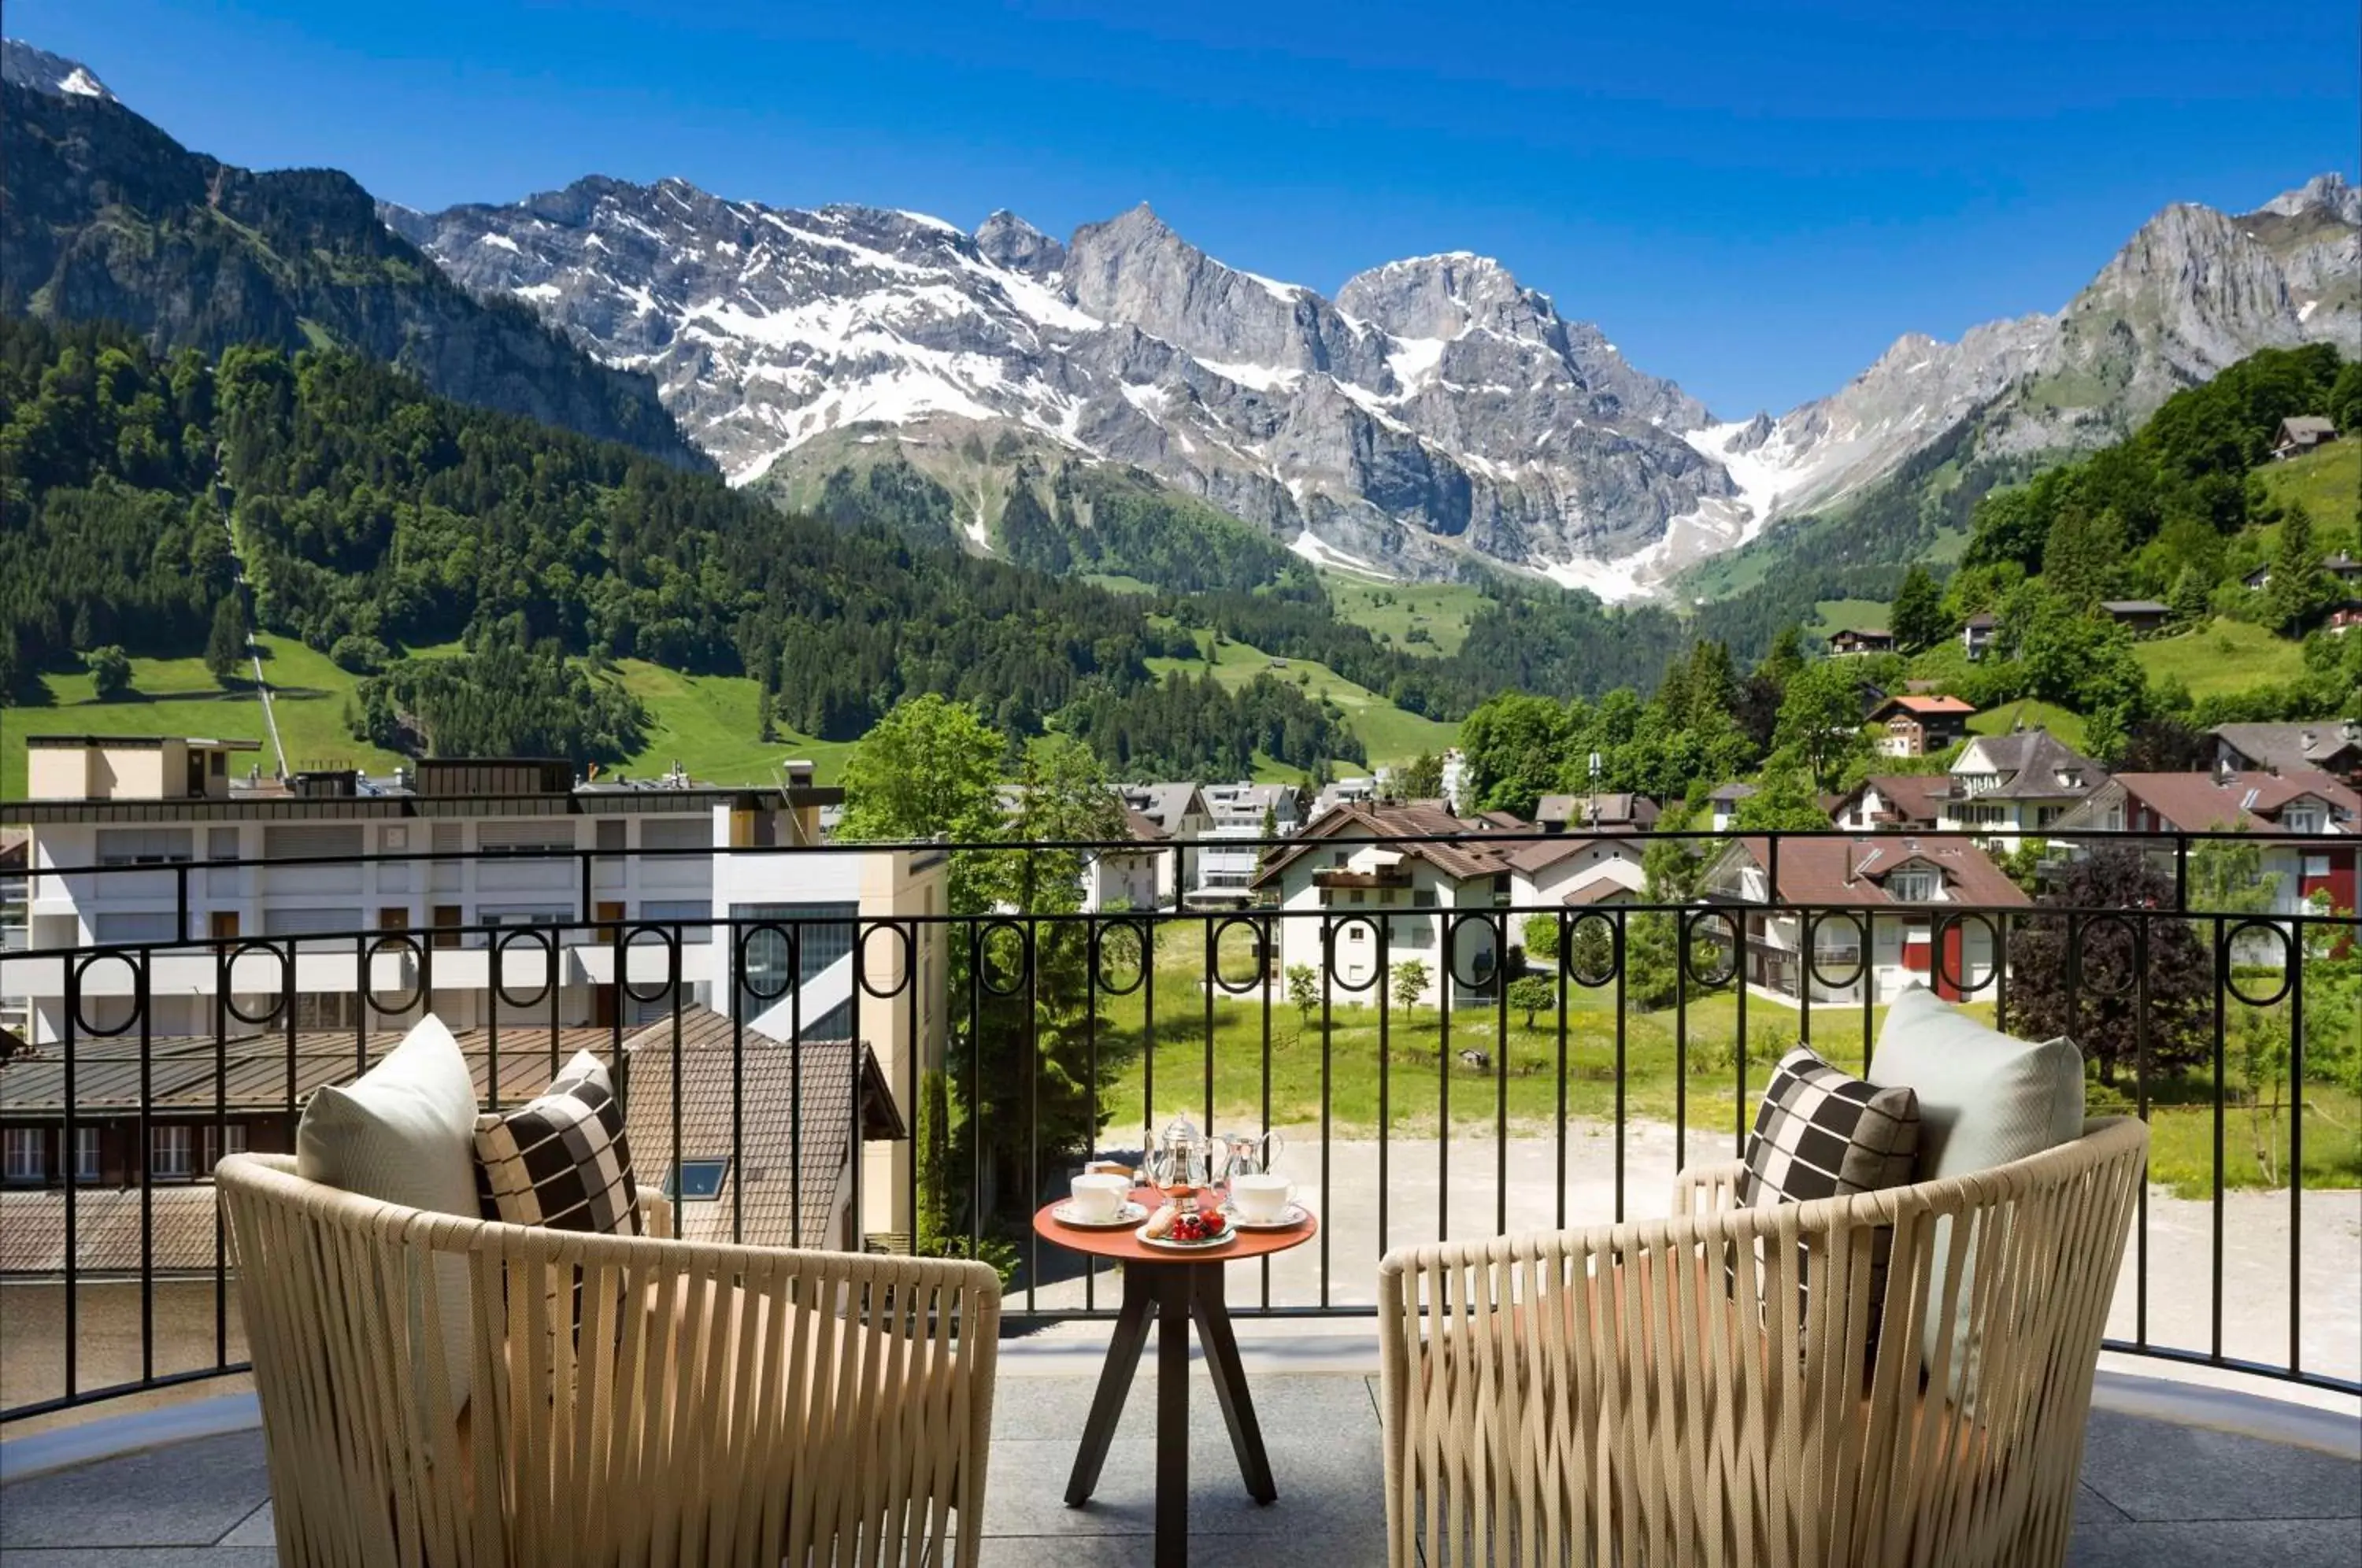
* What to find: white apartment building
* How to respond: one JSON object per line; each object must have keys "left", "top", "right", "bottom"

{"left": 7, "top": 736, "right": 950, "bottom": 1060}
{"left": 1, "top": 831, "right": 27, "bottom": 1046}
{"left": 4, "top": 736, "right": 950, "bottom": 1244}
{"left": 1192, "top": 782, "right": 1300, "bottom": 907}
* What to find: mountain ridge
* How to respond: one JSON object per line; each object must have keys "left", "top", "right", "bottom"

{"left": 401, "top": 166, "right": 2355, "bottom": 597}
{"left": 9, "top": 35, "right": 2346, "bottom": 599}
{"left": 0, "top": 39, "right": 706, "bottom": 470}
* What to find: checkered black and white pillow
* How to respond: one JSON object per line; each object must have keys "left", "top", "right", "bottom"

{"left": 475, "top": 1050, "right": 642, "bottom": 1237}
{"left": 1736, "top": 1045, "right": 1919, "bottom": 1342}
{"left": 1740, "top": 1045, "right": 1920, "bottom": 1209}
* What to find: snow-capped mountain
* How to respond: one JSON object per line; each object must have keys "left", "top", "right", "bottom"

{"left": 1686, "top": 175, "right": 2360, "bottom": 534}
{"left": 395, "top": 172, "right": 2357, "bottom": 596}
{"left": 2, "top": 39, "right": 116, "bottom": 102}
{"left": 389, "top": 183, "right": 1742, "bottom": 585}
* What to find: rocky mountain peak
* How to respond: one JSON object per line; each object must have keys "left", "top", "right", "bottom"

{"left": 2257, "top": 172, "right": 2360, "bottom": 225}
{"left": 2, "top": 39, "right": 115, "bottom": 102}
{"left": 975, "top": 209, "right": 1065, "bottom": 277}
{"left": 1336, "top": 252, "right": 1541, "bottom": 342}
{"left": 385, "top": 159, "right": 2349, "bottom": 600}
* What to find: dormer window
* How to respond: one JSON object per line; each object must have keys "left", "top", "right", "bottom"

{"left": 1886, "top": 868, "right": 1940, "bottom": 903}
{"left": 2282, "top": 806, "right": 2323, "bottom": 835}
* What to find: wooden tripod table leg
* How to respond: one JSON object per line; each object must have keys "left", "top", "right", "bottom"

{"left": 1065, "top": 1265, "right": 1156, "bottom": 1507}
{"left": 1190, "top": 1259, "right": 1278, "bottom": 1503}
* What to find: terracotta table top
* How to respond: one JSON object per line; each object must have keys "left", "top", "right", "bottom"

{"left": 1031, "top": 1188, "right": 1318, "bottom": 1266}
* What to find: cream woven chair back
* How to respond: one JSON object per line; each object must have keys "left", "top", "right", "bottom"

{"left": 219, "top": 1153, "right": 1000, "bottom": 1566}
{"left": 1379, "top": 1116, "right": 2148, "bottom": 1568}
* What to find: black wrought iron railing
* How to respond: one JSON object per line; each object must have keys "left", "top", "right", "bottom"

{"left": 1, "top": 827, "right": 2355, "bottom": 1421}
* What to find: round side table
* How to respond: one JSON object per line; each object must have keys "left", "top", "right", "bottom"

{"left": 1031, "top": 1191, "right": 1319, "bottom": 1568}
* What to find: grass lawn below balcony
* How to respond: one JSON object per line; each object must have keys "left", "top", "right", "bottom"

{"left": 1080, "top": 945, "right": 2362, "bottom": 1202}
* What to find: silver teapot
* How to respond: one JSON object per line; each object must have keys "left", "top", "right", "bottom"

{"left": 1144, "top": 1111, "right": 1213, "bottom": 1191}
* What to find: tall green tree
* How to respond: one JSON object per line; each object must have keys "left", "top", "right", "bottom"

{"left": 838, "top": 694, "right": 1008, "bottom": 915}
{"left": 1734, "top": 768, "right": 1832, "bottom": 830}
{"left": 1395, "top": 751, "right": 1446, "bottom": 801}
{"left": 2266, "top": 501, "right": 2328, "bottom": 634}
{"left": 1770, "top": 660, "right": 1871, "bottom": 793}
{"left": 2041, "top": 505, "right": 2125, "bottom": 611}
{"left": 83, "top": 645, "right": 130, "bottom": 700}
{"left": 1457, "top": 692, "right": 1574, "bottom": 818}
{"left": 1889, "top": 564, "right": 1946, "bottom": 653}
{"left": 203, "top": 594, "right": 250, "bottom": 684}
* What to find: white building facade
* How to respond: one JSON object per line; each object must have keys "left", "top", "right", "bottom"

{"left": 1251, "top": 804, "right": 1509, "bottom": 1006}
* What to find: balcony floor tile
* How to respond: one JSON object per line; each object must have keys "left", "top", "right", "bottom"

{"left": 2079, "top": 1408, "right": 2362, "bottom": 1522}
{"left": 0, "top": 1430, "right": 267, "bottom": 1549}
{"left": 1, "top": 1381, "right": 2353, "bottom": 1565}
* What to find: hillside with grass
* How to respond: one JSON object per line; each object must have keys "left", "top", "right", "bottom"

{"left": 1144, "top": 628, "right": 1460, "bottom": 771}
{"left": 1821, "top": 346, "right": 2360, "bottom": 760}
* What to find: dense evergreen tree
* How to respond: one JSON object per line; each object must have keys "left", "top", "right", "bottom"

{"left": 2266, "top": 502, "right": 2328, "bottom": 634}
{"left": 1961, "top": 344, "right": 2345, "bottom": 605}
{"left": 1888, "top": 564, "right": 1946, "bottom": 653}
{"left": 1056, "top": 671, "right": 1363, "bottom": 779}
{"left": 204, "top": 594, "right": 250, "bottom": 683}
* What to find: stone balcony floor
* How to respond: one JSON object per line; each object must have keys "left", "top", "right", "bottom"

{"left": 2, "top": 1359, "right": 2356, "bottom": 1566}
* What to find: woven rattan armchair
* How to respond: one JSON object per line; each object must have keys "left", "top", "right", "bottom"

{"left": 1379, "top": 1117, "right": 2147, "bottom": 1567}
{"left": 219, "top": 1153, "right": 1000, "bottom": 1566}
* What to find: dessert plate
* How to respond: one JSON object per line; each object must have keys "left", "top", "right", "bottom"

{"left": 1051, "top": 1200, "right": 1150, "bottom": 1230}
{"left": 1224, "top": 1203, "right": 1310, "bottom": 1231}
{"left": 1134, "top": 1222, "right": 1238, "bottom": 1251}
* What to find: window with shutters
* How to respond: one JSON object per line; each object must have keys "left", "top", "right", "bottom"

{"left": 151, "top": 1126, "right": 195, "bottom": 1180}
{"left": 263, "top": 825, "right": 364, "bottom": 861}
{"left": 94, "top": 912, "right": 181, "bottom": 945}
{"left": 261, "top": 908, "right": 365, "bottom": 937}
{"left": 96, "top": 827, "right": 194, "bottom": 866}
{"left": 3, "top": 1128, "right": 43, "bottom": 1183}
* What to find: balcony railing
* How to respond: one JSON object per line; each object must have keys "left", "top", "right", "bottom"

{"left": 1, "top": 827, "right": 2356, "bottom": 1422}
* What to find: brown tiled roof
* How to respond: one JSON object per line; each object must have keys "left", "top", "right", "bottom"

{"left": 1123, "top": 808, "right": 1169, "bottom": 843}
{"left": 1562, "top": 878, "right": 1641, "bottom": 907}
{"left": 1721, "top": 835, "right": 2029, "bottom": 908}
{"left": 0, "top": 1026, "right": 614, "bottom": 1117}
{"left": 1870, "top": 695, "right": 1976, "bottom": 720}
{"left": 1503, "top": 834, "right": 1640, "bottom": 875}
{"left": 618, "top": 1005, "right": 882, "bottom": 1251}
{"left": 0, "top": 1185, "right": 225, "bottom": 1274}
{"left": 1834, "top": 775, "right": 1950, "bottom": 827}
{"left": 1252, "top": 803, "right": 1513, "bottom": 889}
{"left": 2108, "top": 771, "right": 2360, "bottom": 833}
{"left": 1533, "top": 793, "right": 1660, "bottom": 829}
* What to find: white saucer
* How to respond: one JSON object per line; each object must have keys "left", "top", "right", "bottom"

{"left": 1052, "top": 1200, "right": 1150, "bottom": 1230}
{"left": 1134, "top": 1221, "right": 1238, "bottom": 1252}
{"left": 1224, "top": 1202, "right": 1309, "bottom": 1231}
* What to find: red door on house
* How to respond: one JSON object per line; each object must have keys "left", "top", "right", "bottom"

{"left": 1899, "top": 924, "right": 1963, "bottom": 1001}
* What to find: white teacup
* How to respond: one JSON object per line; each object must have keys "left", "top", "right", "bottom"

{"left": 1069, "top": 1172, "right": 1131, "bottom": 1221}
{"left": 1229, "top": 1173, "right": 1296, "bottom": 1223}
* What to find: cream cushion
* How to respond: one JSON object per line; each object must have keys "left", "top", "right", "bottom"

{"left": 297, "top": 1012, "right": 479, "bottom": 1409}
{"left": 1868, "top": 985, "right": 2085, "bottom": 1396}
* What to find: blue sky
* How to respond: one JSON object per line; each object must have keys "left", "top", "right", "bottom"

{"left": 18, "top": 0, "right": 2356, "bottom": 416}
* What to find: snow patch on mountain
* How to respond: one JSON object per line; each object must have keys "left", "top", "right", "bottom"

{"left": 2, "top": 39, "right": 116, "bottom": 102}
{"left": 393, "top": 168, "right": 2357, "bottom": 594}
